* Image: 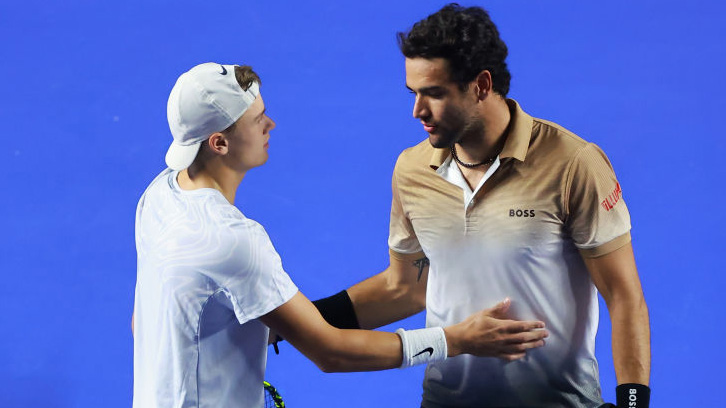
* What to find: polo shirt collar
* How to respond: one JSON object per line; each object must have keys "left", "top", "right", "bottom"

{"left": 499, "top": 99, "right": 532, "bottom": 162}
{"left": 429, "top": 98, "right": 533, "bottom": 169}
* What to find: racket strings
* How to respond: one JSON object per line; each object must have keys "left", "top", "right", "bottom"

{"left": 263, "top": 381, "right": 285, "bottom": 408}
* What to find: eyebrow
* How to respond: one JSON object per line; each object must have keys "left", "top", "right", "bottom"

{"left": 405, "top": 85, "right": 447, "bottom": 94}
{"left": 255, "top": 108, "right": 266, "bottom": 120}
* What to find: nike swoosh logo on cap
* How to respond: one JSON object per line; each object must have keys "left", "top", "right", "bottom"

{"left": 413, "top": 347, "right": 434, "bottom": 358}
{"left": 220, "top": 65, "right": 227, "bottom": 75}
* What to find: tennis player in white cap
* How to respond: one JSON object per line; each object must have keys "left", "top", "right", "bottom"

{"left": 131, "top": 62, "right": 549, "bottom": 408}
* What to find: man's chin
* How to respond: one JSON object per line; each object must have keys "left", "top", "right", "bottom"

{"left": 428, "top": 133, "right": 454, "bottom": 149}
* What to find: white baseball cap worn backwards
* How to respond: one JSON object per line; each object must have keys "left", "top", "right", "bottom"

{"left": 165, "top": 62, "right": 260, "bottom": 171}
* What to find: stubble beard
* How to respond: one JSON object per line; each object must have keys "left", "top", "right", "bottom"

{"left": 428, "top": 113, "right": 483, "bottom": 150}
{"left": 428, "top": 128, "right": 459, "bottom": 149}
{"left": 457, "top": 119, "right": 485, "bottom": 148}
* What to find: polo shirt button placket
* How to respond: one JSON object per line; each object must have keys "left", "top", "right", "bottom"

{"left": 465, "top": 198, "right": 476, "bottom": 233}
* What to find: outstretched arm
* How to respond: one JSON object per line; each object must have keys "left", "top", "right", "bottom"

{"left": 260, "top": 291, "right": 549, "bottom": 373}
{"left": 267, "top": 253, "right": 426, "bottom": 350}
{"left": 261, "top": 291, "right": 402, "bottom": 372}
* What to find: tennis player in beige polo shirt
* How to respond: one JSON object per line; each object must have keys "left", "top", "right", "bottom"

{"left": 309, "top": 4, "right": 651, "bottom": 408}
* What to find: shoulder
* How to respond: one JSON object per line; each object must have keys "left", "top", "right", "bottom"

{"left": 531, "top": 117, "right": 591, "bottom": 158}
{"left": 138, "top": 168, "right": 174, "bottom": 201}
{"left": 207, "top": 200, "right": 267, "bottom": 242}
{"left": 524, "top": 116, "right": 618, "bottom": 176}
{"left": 156, "top": 188, "right": 270, "bottom": 257}
{"left": 199, "top": 202, "right": 279, "bottom": 276}
{"left": 394, "top": 138, "right": 437, "bottom": 176}
{"left": 398, "top": 137, "right": 431, "bottom": 161}
{"left": 391, "top": 139, "right": 446, "bottom": 194}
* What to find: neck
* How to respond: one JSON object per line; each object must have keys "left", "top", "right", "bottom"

{"left": 177, "top": 161, "right": 246, "bottom": 204}
{"left": 455, "top": 96, "right": 511, "bottom": 165}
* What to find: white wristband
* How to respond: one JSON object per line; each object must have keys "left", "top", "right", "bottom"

{"left": 395, "top": 327, "right": 448, "bottom": 368}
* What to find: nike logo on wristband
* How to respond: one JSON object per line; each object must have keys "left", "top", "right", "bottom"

{"left": 219, "top": 65, "right": 227, "bottom": 75}
{"left": 413, "top": 347, "right": 434, "bottom": 357}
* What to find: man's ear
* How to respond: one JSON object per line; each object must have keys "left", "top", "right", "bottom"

{"left": 474, "top": 70, "right": 493, "bottom": 100}
{"left": 207, "top": 132, "right": 229, "bottom": 155}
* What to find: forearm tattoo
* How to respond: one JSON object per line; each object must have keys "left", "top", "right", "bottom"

{"left": 413, "top": 257, "right": 430, "bottom": 282}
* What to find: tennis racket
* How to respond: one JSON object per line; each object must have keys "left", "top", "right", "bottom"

{"left": 264, "top": 381, "right": 285, "bottom": 408}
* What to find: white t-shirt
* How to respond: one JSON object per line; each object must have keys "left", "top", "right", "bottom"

{"left": 133, "top": 169, "right": 298, "bottom": 408}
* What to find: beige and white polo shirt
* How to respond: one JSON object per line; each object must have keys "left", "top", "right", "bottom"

{"left": 388, "top": 99, "right": 631, "bottom": 407}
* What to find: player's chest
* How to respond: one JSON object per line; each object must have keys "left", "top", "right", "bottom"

{"left": 402, "top": 167, "right": 567, "bottom": 245}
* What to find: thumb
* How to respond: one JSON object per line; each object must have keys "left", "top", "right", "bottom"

{"left": 485, "top": 298, "right": 511, "bottom": 317}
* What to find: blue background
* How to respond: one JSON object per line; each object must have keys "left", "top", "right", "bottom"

{"left": 1, "top": 0, "right": 724, "bottom": 406}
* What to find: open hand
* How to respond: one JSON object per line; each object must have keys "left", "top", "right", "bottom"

{"left": 445, "top": 298, "right": 548, "bottom": 361}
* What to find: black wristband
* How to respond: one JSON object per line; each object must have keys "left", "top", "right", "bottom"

{"left": 312, "top": 290, "right": 360, "bottom": 329}
{"left": 616, "top": 383, "right": 650, "bottom": 408}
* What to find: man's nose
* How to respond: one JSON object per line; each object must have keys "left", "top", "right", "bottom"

{"left": 412, "top": 96, "right": 429, "bottom": 119}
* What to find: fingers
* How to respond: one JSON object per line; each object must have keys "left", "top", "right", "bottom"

{"left": 504, "top": 336, "right": 546, "bottom": 349}
{"left": 484, "top": 297, "right": 511, "bottom": 318}
{"left": 507, "top": 329, "right": 550, "bottom": 343}
{"left": 491, "top": 320, "right": 548, "bottom": 359}
{"left": 501, "top": 352, "right": 526, "bottom": 362}
{"left": 500, "top": 322, "right": 548, "bottom": 350}
{"left": 503, "top": 320, "right": 546, "bottom": 333}
{"left": 494, "top": 339, "right": 545, "bottom": 362}
{"left": 461, "top": 304, "right": 550, "bottom": 360}
{"left": 508, "top": 338, "right": 546, "bottom": 352}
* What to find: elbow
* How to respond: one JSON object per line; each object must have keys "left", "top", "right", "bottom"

{"left": 411, "top": 289, "right": 427, "bottom": 312}
{"left": 305, "top": 340, "right": 348, "bottom": 373}
{"left": 314, "top": 355, "right": 346, "bottom": 373}
{"left": 608, "top": 290, "right": 648, "bottom": 309}
{"left": 318, "top": 362, "right": 340, "bottom": 373}
{"left": 386, "top": 280, "right": 426, "bottom": 314}
{"left": 606, "top": 291, "right": 649, "bottom": 321}
{"left": 400, "top": 284, "right": 426, "bottom": 314}
{"left": 310, "top": 343, "right": 366, "bottom": 373}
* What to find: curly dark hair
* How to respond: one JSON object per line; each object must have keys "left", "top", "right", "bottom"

{"left": 398, "top": 3, "right": 511, "bottom": 96}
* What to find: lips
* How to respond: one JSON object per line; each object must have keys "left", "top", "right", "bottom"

{"left": 423, "top": 123, "right": 436, "bottom": 132}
